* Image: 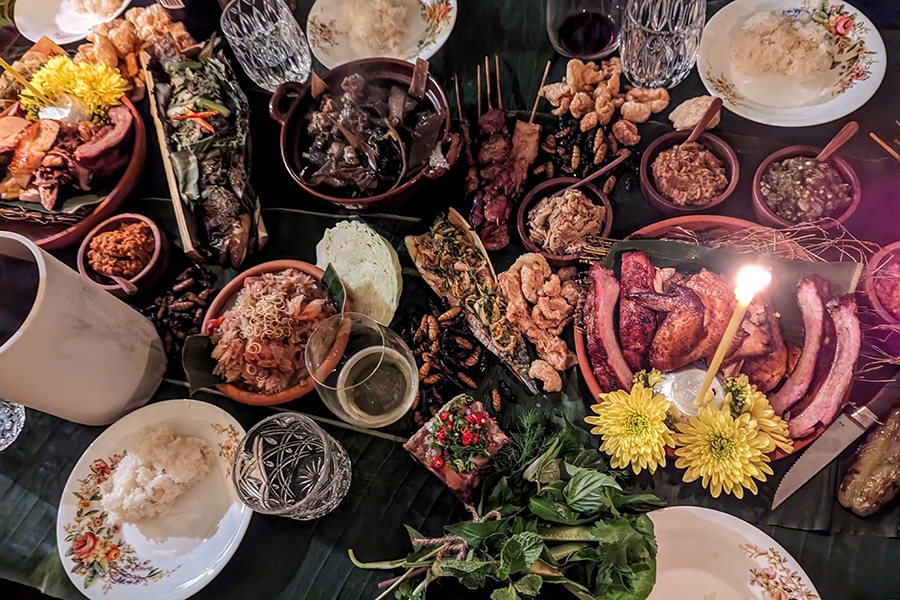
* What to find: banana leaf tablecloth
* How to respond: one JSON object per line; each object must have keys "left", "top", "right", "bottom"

{"left": 2, "top": 1, "right": 900, "bottom": 599}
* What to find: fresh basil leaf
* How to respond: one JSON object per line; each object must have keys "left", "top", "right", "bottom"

{"left": 498, "top": 532, "right": 543, "bottom": 579}
{"left": 523, "top": 440, "right": 562, "bottom": 483}
{"left": 528, "top": 497, "right": 586, "bottom": 525}
{"left": 563, "top": 470, "right": 621, "bottom": 514}
{"left": 323, "top": 263, "right": 347, "bottom": 311}
{"left": 60, "top": 194, "right": 105, "bottom": 214}
{"left": 438, "top": 559, "right": 495, "bottom": 589}
{"left": 490, "top": 585, "right": 520, "bottom": 600}
{"left": 445, "top": 520, "right": 508, "bottom": 549}
{"left": 403, "top": 524, "right": 425, "bottom": 546}
{"left": 513, "top": 574, "right": 543, "bottom": 597}
{"left": 181, "top": 334, "right": 226, "bottom": 394}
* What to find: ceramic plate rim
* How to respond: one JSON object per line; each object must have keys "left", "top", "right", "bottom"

{"left": 649, "top": 505, "right": 819, "bottom": 599}
{"left": 56, "top": 399, "right": 252, "bottom": 600}
{"left": 306, "top": 0, "right": 458, "bottom": 70}
{"left": 15, "top": 0, "right": 133, "bottom": 45}
{"left": 698, "top": 0, "right": 886, "bottom": 127}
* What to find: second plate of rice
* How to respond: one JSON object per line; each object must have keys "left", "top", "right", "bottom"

{"left": 698, "top": 0, "right": 885, "bottom": 126}
{"left": 306, "top": 0, "right": 457, "bottom": 69}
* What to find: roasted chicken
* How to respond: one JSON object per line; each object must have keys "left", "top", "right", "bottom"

{"left": 628, "top": 284, "right": 706, "bottom": 372}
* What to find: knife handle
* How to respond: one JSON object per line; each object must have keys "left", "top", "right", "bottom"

{"left": 849, "top": 387, "right": 900, "bottom": 429}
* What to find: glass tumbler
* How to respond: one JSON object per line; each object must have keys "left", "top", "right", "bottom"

{"left": 546, "top": 0, "right": 623, "bottom": 61}
{"left": 220, "top": 0, "right": 311, "bottom": 92}
{"left": 0, "top": 400, "right": 24, "bottom": 451}
{"left": 619, "top": 0, "right": 706, "bottom": 89}
{"left": 306, "top": 313, "right": 419, "bottom": 429}
{"left": 231, "top": 412, "right": 351, "bottom": 520}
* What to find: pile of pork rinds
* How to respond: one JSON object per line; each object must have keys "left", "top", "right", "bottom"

{"left": 74, "top": 4, "right": 196, "bottom": 100}
{"left": 498, "top": 254, "right": 581, "bottom": 393}
{"left": 539, "top": 58, "right": 670, "bottom": 145}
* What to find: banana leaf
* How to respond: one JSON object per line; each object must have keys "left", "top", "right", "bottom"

{"left": 602, "top": 240, "right": 862, "bottom": 344}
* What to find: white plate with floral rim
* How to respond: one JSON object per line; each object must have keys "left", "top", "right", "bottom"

{"left": 698, "top": 0, "right": 885, "bottom": 127}
{"left": 15, "top": 0, "right": 133, "bottom": 45}
{"left": 306, "top": 0, "right": 457, "bottom": 69}
{"left": 648, "top": 506, "right": 819, "bottom": 600}
{"left": 56, "top": 399, "right": 251, "bottom": 600}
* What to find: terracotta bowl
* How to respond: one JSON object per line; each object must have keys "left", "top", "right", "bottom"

{"left": 0, "top": 98, "right": 146, "bottom": 249}
{"left": 863, "top": 241, "right": 900, "bottom": 326}
{"left": 269, "top": 58, "right": 452, "bottom": 212}
{"left": 751, "top": 145, "right": 861, "bottom": 229}
{"left": 573, "top": 215, "right": 829, "bottom": 461}
{"left": 77, "top": 213, "right": 168, "bottom": 298}
{"left": 517, "top": 177, "right": 612, "bottom": 268}
{"left": 201, "top": 260, "right": 350, "bottom": 406}
{"left": 640, "top": 130, "right": 739, "bottom": 217}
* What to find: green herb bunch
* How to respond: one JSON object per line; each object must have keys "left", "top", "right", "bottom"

{"left": 350, "top": 412, "right": 660, "bottom": 600}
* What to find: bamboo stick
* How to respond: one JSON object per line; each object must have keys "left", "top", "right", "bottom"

{"left": 476, "top": 64, "right": 481, "bottom": 116}
{"left": 494, "top": 55, "right": 502, "bottom": 110}
{"left": 0, "top": 56, "right": 52, "bottom": 105}
{"left": 484, "top": 56, "right": 492, "bottom": 110}
{"left": 530, "top": 60, "right": 552, "bottom": 124}
{"left": 869, "top": 132, "right": 900, "bottom": 162}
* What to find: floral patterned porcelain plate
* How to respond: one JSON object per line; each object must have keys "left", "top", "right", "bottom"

{"left": 698, "top": 0, "right": 885, "bottom": 127}
{"left": 306, "top": 0, "right": 457, "bottom": 69}
{"left": 56, "top": 399, "right": 251, "bottom": 600}
{"left": 15, "top": 0, "right": 132, "bottom": 45}
{"left": 648, "top": 506, "right": 819, "bottom": 600}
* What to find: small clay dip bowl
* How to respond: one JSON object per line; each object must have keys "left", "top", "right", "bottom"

{"left": 864, "top": 241, "right": 900, "bottom": 326}
{"left": 751, "top": 145, "right": 861, "bottom": 230}
{"left": 517, "top": 177, "right": 612, "bottom": 268}
{"left": 640, "top": 130, "right": 739, "bottom": 217}
{"left": 77, "top": 213, "right": 168, "bottom": 298}
{"left": 201, "top": 260, "right": 350, "bottom": 406}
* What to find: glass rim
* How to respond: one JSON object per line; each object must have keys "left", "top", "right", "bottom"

{"left": 306, "top": 311, "right": 390, "bottom": 392}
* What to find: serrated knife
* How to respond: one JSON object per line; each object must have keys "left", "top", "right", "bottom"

{"left": 771, "top": 375, "right": 900, "bottom": 510}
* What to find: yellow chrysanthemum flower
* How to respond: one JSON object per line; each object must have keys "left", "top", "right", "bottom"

{"left": 633, "top": 368, "right": 664, "bottom": 390}
{"left": 585, "top": 383, "right": 674, "bottom": 475}
{"left": 725, "top": 375, "right": 793, "bottom": 454}
{"left": 674, "top": 404, "right": 773, "bottom": 499}
{"left": 20, "top": 55, "right": 127, "bottom": 122}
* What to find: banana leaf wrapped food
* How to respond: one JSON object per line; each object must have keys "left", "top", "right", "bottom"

{"left": 147, "top": 36, "right": 264, "bottom": 268}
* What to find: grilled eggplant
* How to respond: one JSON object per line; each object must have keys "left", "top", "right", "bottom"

{"left": 838, "top": 406, "right": 900, "bottom": 517}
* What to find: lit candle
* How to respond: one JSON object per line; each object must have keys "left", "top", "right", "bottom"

{"left": 693, "top": 265, "right": 772, "bottom": 406}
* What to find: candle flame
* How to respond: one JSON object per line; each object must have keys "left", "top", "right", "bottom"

{"left": 735, "top": 265, "right": 771, "bottom": 303}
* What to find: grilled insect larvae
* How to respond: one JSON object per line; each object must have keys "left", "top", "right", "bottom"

{"left": 458, "top": 373, "right": 478, "bottom": 389}
{"left": 438, "top": 306, "right": 461, "bottom": 322}
{"left": 411, "top": 390, "right": 421, "bottom": 411}
{"left": 491, "top": 388, "right": 502, "bottom": 413}
{"left": 570, "top": 145, "right": 581, "bottom": 171}
{"left": 427, "top": 315, "right": 439, "bottom": 341}
{"left": 454, "top": 336, "right": 474, "bottom": 350}
{"left": 419, "top": 359, "right": 432, "bottom": 378}
{"left": 602, "top": 175, "right": 616, "bottom": 195}
{"left": 423, "top": 374, "right": 443, "bottom": 386}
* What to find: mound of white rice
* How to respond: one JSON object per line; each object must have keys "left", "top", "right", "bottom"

{"left": 100, "top": 424, "right": 212, "bottom": 524}
{"left": 346, "top": 0, "right": 410, "bottom": 55}
{"left": 71, "top": 0, "right": 125, "bottom": 19}
{"left": 731, "top": 11, "right": 832, "bottom": 82}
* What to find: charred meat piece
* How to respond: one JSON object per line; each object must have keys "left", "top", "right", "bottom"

{"left": 74, "top": 104, "right": 133, "bottom": 179}
{"left": 680, "top": 270, "right": 736, "bottom": 365}
{"left": 618, "top": 251, "right": 657, "bottom": 371}
{"left": 769, "top": 277, "right": 828, "bottom": 416}
{"left": 742, "top": 299, "right": 788, "bottom": 393}
{"left": 585, "top": 264, "right": 633, "bottom": 392}
{"left": 4, "top": 119, "right": 60, "bottom": 193}
{"left": 839, "top": 407, "right": 900, "bottom": 517}
{"left": 24, "top": 125, "right": 91, "bottom": 210}
{"left": 629, "top": 284, "right": 706, "bottom": 373}
{"left": 198, "top": 186, "right": 250, "bottom": 269}
{"left": 788, "top": 295, "right": 861, "bottom": 439}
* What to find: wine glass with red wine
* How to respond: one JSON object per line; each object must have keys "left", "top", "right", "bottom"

{"left": 546, "top": 0, "right": 622, "bottom": 61}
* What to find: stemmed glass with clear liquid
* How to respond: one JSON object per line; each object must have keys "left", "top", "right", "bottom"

{"left": 306, "top": 313, "right": 419, "bottom": 429}
{"left": 220, "top": 0, "right": 311, "bottom": 92}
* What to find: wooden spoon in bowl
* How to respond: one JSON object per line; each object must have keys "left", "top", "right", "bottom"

{"left": 685, "top": 97, "right": 724, "bottom": 144}
{"left": 106, "top": 275, "right": 138, "bottom": 296}
{"left": 816, "top": 121, "right": 859, "bottom": 162}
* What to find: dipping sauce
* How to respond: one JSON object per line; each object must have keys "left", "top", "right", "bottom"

{"left": 760, "top": 156, "right": 852, "bottom": 223}
{"left": 527, "top": 188, "right": 607, "bottom": 255}
{"left": 651, "top": 141, "right": 728, "bottom": 206}
{"left": 873, "top": 261, "right": 900, "bottom": 321}
{"left": 88, "top": 221, "right": 155, "bottom": 279}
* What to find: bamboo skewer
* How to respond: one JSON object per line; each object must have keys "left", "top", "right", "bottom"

{"left": 869, "top": 132, "right": 900, "bottom": 162}
{"left": 0, "top": 56, "right": 52, "bottom": 105}
{"left": 484, "top": 56, "right": 492, "bottom": 110}
{"left": 529, "top": 60, "right": 552, "bottom": 124}
{"left": 494, "top": 55, "right": 502, "bottom": 110}
{"left": 453, "top": 74, "right": 463, "bottom": 121}
{"left": 476, "top": 64, "right": 481, "bottom": 116}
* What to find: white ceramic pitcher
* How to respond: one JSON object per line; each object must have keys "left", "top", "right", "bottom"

{"left": 0, "top": 232, "right": 166, "bottom": 425}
